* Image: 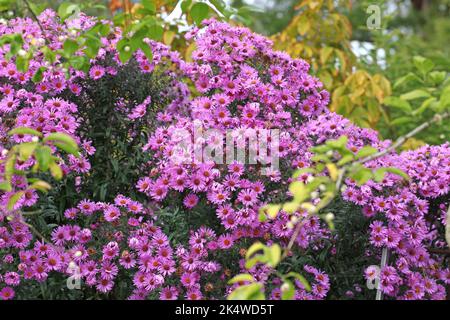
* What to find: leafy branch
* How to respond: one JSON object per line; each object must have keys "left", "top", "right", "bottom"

{"left": 228, "top": 111, "right": 449, "bottom": 300}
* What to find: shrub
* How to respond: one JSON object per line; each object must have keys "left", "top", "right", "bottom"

{"left": 0, "top": 12, "right": 448, "bottom": 300}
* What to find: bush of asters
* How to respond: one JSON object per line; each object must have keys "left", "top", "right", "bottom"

{"left": 0, "top": 13, "right": 448, "bottom": 300}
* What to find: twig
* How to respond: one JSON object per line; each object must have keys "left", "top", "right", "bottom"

{"left": 22, "top": 0, "right": 50, "bottom": 45}
{"left": 357, "top": 112, "right": 449, "bottom": 165}
{"left": 428, "top": 248, "right": 450, "bottom": 256}
{"left": 19, "top": 219, "right": 50, "bottom": 244}
{"left": 281, "top": 112, "right": 449, "bottom": 264}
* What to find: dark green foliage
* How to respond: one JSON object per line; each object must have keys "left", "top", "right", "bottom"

{"left": 59, "top": 56, "right": 181, "bottom": 205}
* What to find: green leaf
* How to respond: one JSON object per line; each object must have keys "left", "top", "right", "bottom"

{"left": 140, "top": 42, "right": 153, "bottom": 62}
{"left": 32, "top": 66, "right": 47, "bottom": 83}
{"left": 245, "top": 242, "right": 266, "bottom": 260}
{"left": 4, "top": 152, "right": 16, "bottom": 183}
{"left": 68, "top": 56, "right": 88, "bottom": 72}
{"left": 181, "top": 0, "right": 193, "bottom": 13}
{"left": 390, "top": 116, "right": 412, "bottom": 126}
{"left": 7, "top": 191, "right": 24, "bottom": 211}
{"left": 260, "top": 204, "right": 281, "bottom": 219}
{"left": 413, "top": 56, "right": 435, "bottom": 75}
{"left": 63, "top": 39, "right": 79, "bottom": 56}
{"left": 29, "top": 180, "right": 52, "bottom": 192}
{"left": 117, "top": 39, "right": 134, "bottom": 63}
{"left": 42, "top": 46, "right": 57, "bottom": 64}
{"left": 400, "top": 89, "right": 431, "bottom": 101}
{"left": 18, "top": 142, "right": 38, "bottom": 162}
{"left": 146, "top": 24, "right": 164, "bottom": 41}
{"left": 383, "top": 167, "right": 410, "bottom": 181}
{"left": 8, "top": 127, "right": 42, "bottom": 137}
{"left": 190, "top": 2, "right": 210, "bottom": 25}
{"left": 349, "top": 166, "right": 373, "bottom": 186}
{"left": 267, "top": 244, "right": 281, "bottom": 267}
{"left": 326, "top": 136, "right": 348, "bottom": 149}
{"left": 35, "top": 146, "right": 52, "bottom": 172}
{"left": 438, "top": 86, "right": 450, "bottom": 112}
{"left": 429, "top": 71, "right": 446, "bottom": 85}
{"left": 142, "top": 0, "right": 156, "bottom": 14}
{"left": 413, "top": 97, "right": 437, "bottom": 116}
{"left": 228, "top": 274, "right": 254, "bottom": 284}
{"left": 84, "top": 37, "right": 101, "bottom": 59}
{"left": 393, "top": 73, "right": 420, "bottom": 89}
{"left": 337, "top": 154, "right": 354, "bottom": 166}
{"left": 355, "top": 146, "right": 378, "bottom": 159}
{"left": 282, "top": 201, "right": 300, "bottom": 214}
{"left": 43, "top": 133, "right": 78, "bottom": 152}
{"left": 286, "top": 272, "right": 311, "bottom": 291}
{"left": 0, "top": 181, "right": 12, "bottom": 192}
{"left": 53, "top": 141, "right": 80, "bottom": 157}
{"left": 289, "top": 181, "right": 308, "bottom": 203}
{"left": 384, "top": 96, "right": 412, "bottom": 113}
{"left": 16, "top": 54, "right": 30, "bottom": 73}
{"left": 58, "top": 2, "right": 80, "bottom": 22}
{"left": 281, "top": 280, "right": 295, "bottom": 300}
{"left": 49, "top": 162, "right": 63, "bottom": 180}
{"left": 228, "top": 283, "right": 264, "bottom": 300}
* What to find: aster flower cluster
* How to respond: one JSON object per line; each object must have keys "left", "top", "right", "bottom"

{"left": 137, "top": 20, "right": 448, "bottom": 299}
{"left": 0, "top": 13, "right": 448, "bottom": 300}
{"left": 0, "top": 9, "right": 188, "bottom": 212}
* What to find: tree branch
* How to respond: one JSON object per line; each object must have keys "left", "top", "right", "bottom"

{"left": 358, "top": 112, "right": 449, "bottom": 165}
{"left": 22, "top": 0, "right": 50, "bottom": 45}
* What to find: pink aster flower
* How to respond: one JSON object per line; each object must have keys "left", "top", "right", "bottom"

{"left": 0, "top": 287, "right": 15, "bottom": 300}
{"left": 89, "top": 65, "right": 106, "bottom": 80}
{"left": 183, "top": 193, "right": 199, "bottom": 209}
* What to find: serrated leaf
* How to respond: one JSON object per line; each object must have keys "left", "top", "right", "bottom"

{"left": 49, "top": 162, "right": 63, "bottom": 180}
{"left": 228, "top": 274, "right": 254, "bottom": 284}
{"left": 35, "top": 146, "right": 52, "bottom": 172}
{"left": 228, "top": 283, "right": 264, "bottom": 300}
{"left": 7, "top": 191, "right": 24, "bottom": 211}
{"left": 43, "top": 133, "right": 78, "bottom": 152}
{"left": 9, "top": 127, "right": 42, "bottom": 137}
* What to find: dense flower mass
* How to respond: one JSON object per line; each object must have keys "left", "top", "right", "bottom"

{"left": 0, "top": 12, "right": 448, "bottom": 300}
